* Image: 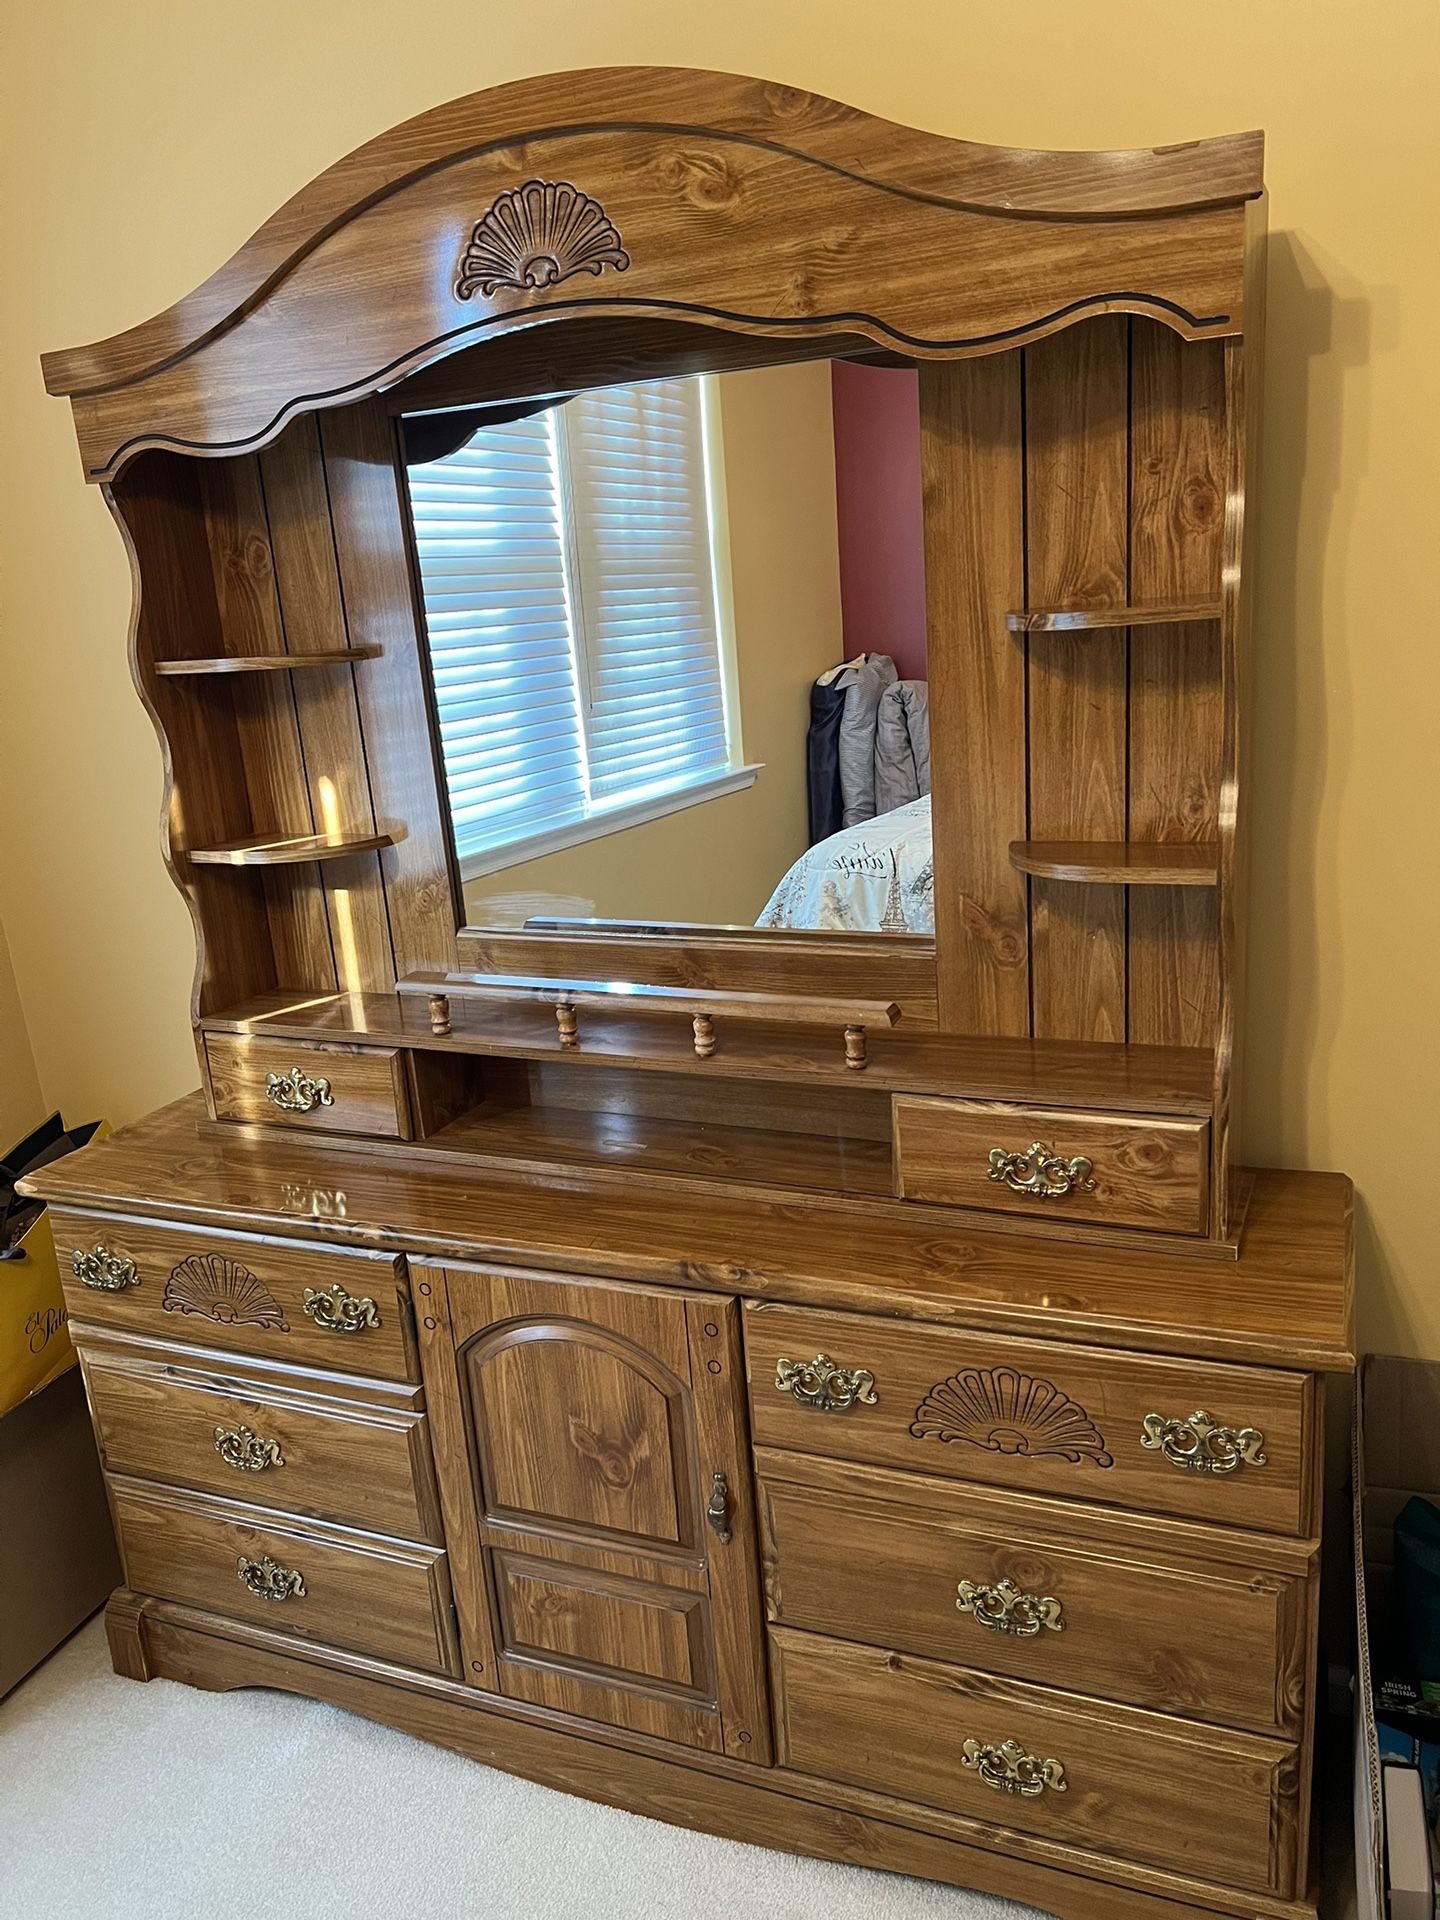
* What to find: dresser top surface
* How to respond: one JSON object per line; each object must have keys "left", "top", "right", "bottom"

{"left": 26, "top": 1095, "right": 1354, "bottom": 1371}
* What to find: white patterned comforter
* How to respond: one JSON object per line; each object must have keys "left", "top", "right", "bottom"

{"left": 756, "top": 796, "right": 934, "bottom": 933}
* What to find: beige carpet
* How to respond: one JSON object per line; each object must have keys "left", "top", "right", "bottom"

{"left": 0, "top": 1617, "right": 1047, "bottom": 1919}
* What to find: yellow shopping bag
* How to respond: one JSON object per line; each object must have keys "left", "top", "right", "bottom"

{"left": 1, "top": 1113, "right": 109, "bottom": 1416}
{"left": 0, "top": 1208, "right": 75, "bottom": 1413}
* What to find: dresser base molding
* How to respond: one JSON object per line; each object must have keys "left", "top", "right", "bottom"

{"left": 108, "top": 1591, "right": 1319, "bottom": 1920}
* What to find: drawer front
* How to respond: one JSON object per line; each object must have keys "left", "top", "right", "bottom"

{"left": 893, "top": 1096, "right": 1208, "bottom": 1235}
{"left": 205, "top": 1035, "right": 411, "bottom": 1140}
{"left": 747, "top": 1304, "right": 1313, "bottom": 1534}
{"left": 54, "top": 1211, "right": 415, "bottom": 1382}
{"left": 773, "top": 1626, "right": 1299, "bottom": 1897}
{"left": 757, "top": 1453, "right": 1309, "bottom": 1735}
{"left": 82, "top": 1341, "right": 441, "bottom": 1542}
{"left": 110, "top": 1479, "right": 456, "bottom": 1675}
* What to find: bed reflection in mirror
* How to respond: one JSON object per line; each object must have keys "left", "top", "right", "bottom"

{"left": 400, "top": 356, "right": 933, "bottom": 938}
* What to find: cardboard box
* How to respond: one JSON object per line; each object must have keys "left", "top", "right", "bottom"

{"left": 1353, "top": 1355, "right": 1440, "bottom": 1920}
{"left": 0, "top": 1365, "right": 120, "bottom": 1698}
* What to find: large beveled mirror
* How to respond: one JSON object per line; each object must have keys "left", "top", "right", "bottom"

{"left": 398, "top": 353, "right": 933, "bottom": 939}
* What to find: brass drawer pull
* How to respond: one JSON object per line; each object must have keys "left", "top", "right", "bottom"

{"left": 302, "top": 1282, "right": 380, "bottom": 1334}
{"left": 987, "top": 1142, "right": 1096, "bottom": 1199}
{"left": 214, "top": 1423, "right": 285, "bottom": 1473}
{"left": 775, "top": 1353, "right": 877, "bottom": 1414}
{"left": 264, "top": 1066, "right": 335, "bottom": 1114}
{"left": 236, "top": 1554, "right": 306, "bottom": 1601}
{"left": 706, "top": 1471, "right": 732, "bottom": 1545}
{"left": 1141, "top": 1408, "right": 1267, "bottom": 1476}
{"left": 71, "top": 1243, "right": 140, "bottom": 1292}
{"left": 961, "top": 1736, "right": 1067, "bottom": 1798}
{"left": 957, "top": 1577, "right": 1064, "bottom": 1638}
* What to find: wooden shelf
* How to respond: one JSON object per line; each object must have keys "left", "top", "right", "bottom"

{"left": 154, "top": 648, "right": 381, "bottom": 676}
{"left": 1009, "top": 841, "right": 1219, "bottom": 887}
{"left": 200, "top": 991, "right": 1217, "bottom": 1115}
{"left": 189, "top": 828, "right": 398, "bottom": 867}
{"left": 426, "top": 1103, "right": 895, "bottom": 1201}
{"left": 1005, "top": 601, "right": 1222, "bottom": 633}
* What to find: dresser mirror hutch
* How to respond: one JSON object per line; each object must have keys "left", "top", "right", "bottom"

{"left": 32, "top": 68, "right": 1353, "bottom": 1920}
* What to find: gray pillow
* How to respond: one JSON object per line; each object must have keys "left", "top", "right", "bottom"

{"left": 874, "top": 680, "right": 931, "bottom": 817}
{"left": 838, "top": 654, "right": 896, "bottom": 827}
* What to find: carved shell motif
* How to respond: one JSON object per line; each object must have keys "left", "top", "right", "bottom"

{"left": 162, "top": 1254, "right": 289, "bottom": 1331}
{"left": 910, "top": 1365, "right": 1113, "bottom": 1467}
{"left": 456, "top": 180, "right": 630, "bottom": 300}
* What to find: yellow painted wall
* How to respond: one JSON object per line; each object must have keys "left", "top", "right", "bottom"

{"left": 0, "top": 910, "right": 44, "bottom": 1150}
{"left": 464, "top": 362, "right": 843, "bottom": 928}
{"left": 4, "top": 4, "right": 1438, "bottom": 1357}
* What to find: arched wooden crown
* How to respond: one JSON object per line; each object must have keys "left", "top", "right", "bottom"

{"left": 41, "top": 67, "right": 1263, "bottom": 481}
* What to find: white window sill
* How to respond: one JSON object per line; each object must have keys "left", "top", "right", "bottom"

{"left": 458, "top": 763, "right": 764, "bottom": 882}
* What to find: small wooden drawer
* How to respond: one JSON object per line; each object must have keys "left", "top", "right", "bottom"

{"left": 53, "top": 1210, "right": 416, "bottom": 1382}
{"left": 82, "top": 1336, "right": 441, "bottom": 1541}
{"left": 110, "top": 1478, "right": 457, "bottom": 1675}
{"left": 746, "top": 1303, "right": 1315, "bottom": 1534}
{"left": 893, "top": 1095, "right": 1209, "bottom": 1235}
{"left": 756, "top": 1451, "right": 1312, "bottom": 1735}
{"left": 772, "top": 1626, "right": 1299, "bottom": 1897}
{"left": 205, "top": 1034, "right": 412, "bottom": 1140}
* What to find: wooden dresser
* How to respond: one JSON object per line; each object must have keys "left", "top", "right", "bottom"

{"left": 31, "top": 67, "right": 1354, "bottom": 1920}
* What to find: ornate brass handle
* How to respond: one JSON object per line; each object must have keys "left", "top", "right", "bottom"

{"left": 1141, "top": 1409, "right": 1267, "bottom": 1476}
{"left": 774, "top": 1353, "right": 877, "bottom": 1414}
{"left": 264, "top": 1066, "right": 335, "bottom": 1115}
{"left": 302, "top": 1283, "right": 380, "bottom": 1334}
{"left": 706, "top": 1471, "right": 732, "bottom": 1544}
{"left": 961, "top": 1736, "right": 1068, "bottom": 1798}
{"left": 71, "top": 1243, "right": 140, "bottom": 1292}
{"left": 236, "top": 1554, "right": 306, "bottom": 1601}
{"left": 987, "top": 1142, "right": 1096, "bottom": 1199}
{"left": 957, "top": 1577, "right": 1064, "bottom": 1638}
{"left": 214, "top": 1423, "right": 285, "bottom": 1473}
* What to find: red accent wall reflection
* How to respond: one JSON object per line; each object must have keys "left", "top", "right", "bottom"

{"left": 830, "top": 361, "right": 927, "bottom": 680}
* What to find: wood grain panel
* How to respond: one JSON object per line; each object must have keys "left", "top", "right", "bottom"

{"left": 892, "top": 1095, "right": 1208, "bottom": 1235}
{"left": 1129, "top": 321, "right": 1226, "bottom": 1047}
{"left": 29, "top": 1099, "right": 1356, "bottom": 1371}
{"left": 81, "top": 1338, "right": 440, "bottom": 1540}
{"left": 320, "top": 398, "right": 459, "bottom": 982}
{"left": 756, "top": 1451, "right": 1310, "bottom": 1735}
{"left": 493, "top": 1550, "right": 709, "bottom": 1691}
{"left": 771, "top": 1627, "right": 1299, "bottom": 1897}
{"left": 745, "top": 1302, "right": 1314, "bottom": 1533}
{"left": 260, "top": 415, "right": 396, "bottom": 993}
{"left": 1024, "top": 318, "right": 1129, "bottom": 1043}
{"left": 430, "top": 1265, "right": 769, "bottom": 1761}
{"left": 110, "top": 1478, "right": 456, "bottom": 1674}
{"left": 920, "top": 356, "right": 1028, "bottom": 1035}
{"left": 204, "top": 1033, "right": 411, "bottom": 1140}
{"left": 132, "top": 1599, "right": 1317, "bottom": 1920}
{"left": 51, "top": 1209, "right": 415, "bottom": 1382}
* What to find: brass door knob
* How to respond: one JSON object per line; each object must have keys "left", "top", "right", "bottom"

{"left": 706, "top": 1471, "right": 732, "bottom": 1544}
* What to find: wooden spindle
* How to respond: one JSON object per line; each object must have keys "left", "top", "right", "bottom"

{"left": 844, "top": 1024, "right": 867, "bottom": 1071}
{"left": 693, "top": 1012, "right": 716, "bottom": 1059}
{"left": 427, "top": 993, "right": 451, "bottom": 1036}
{"left": 555, "top": 1002, "right": 579, "bottom": 1048}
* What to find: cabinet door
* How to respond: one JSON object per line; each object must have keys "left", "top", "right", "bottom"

{"left": 413, "top": 1263, "right": 770, "bottom": 1763}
